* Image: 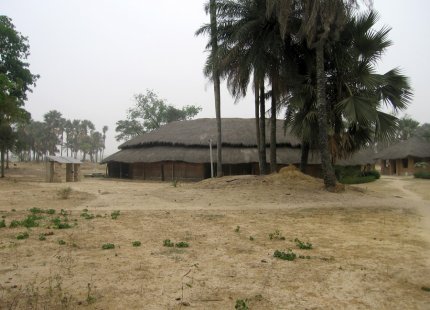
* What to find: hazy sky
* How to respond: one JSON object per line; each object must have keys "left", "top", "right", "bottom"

{"left": 2, "top": 0, "right": 430, "bottom": 155}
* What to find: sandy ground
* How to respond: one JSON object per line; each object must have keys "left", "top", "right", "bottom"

{"left": 0, "top": 163, "right": 429, "bottom": 309}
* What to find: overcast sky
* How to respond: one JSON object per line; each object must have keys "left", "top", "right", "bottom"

{"left": 2, "top": 0, "right": 430, "bottom": 155}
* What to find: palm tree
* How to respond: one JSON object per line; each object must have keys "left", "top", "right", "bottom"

{"left": 101, "top": 125, "right": 108, "bottom": 160}
{"left": 286, "top": 10, "right": 411, "bottom": 167}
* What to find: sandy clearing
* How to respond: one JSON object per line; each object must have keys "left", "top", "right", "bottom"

{"left": 0, "top": 163, "right": 429, "bottom": 309}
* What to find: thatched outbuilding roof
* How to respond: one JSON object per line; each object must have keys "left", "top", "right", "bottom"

{"left": 336, "top": 148, "right": 377, "bottom": 166}
{"left": 375, "top": 137, "right": 430, "bottom": 160}
{"left": 119, "top": 118, "right": 300, "bottom": 149}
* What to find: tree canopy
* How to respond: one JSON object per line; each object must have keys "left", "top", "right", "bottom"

{"left": 115, "top": 90, "right": 201, "bottom": 142}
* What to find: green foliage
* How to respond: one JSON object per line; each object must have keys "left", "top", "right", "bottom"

{"left": 421, "top": 286, "right": 430, "bottom": 292}
{"left": 235, "top": 299, "right": 249, "bottom": 310}
{"left": 9, "top": 215, "right": 41, "bottom": 228}
{"left": 163, "top": 239, "right": 174, "bottom": 247}
{"left": 111, "top": 210, "right": 120, "bottom": 220}
{"left": 57, "top": 187, "right": 72, "bottom": 199}
{"left": 249, "top": 236, "right": 254, "bottom": 241}
{"left": 16, "top": 232, "right": 29, "bottom": 240}
{"left": 0, "top": 219, "right": 5, "bottom": 228}
{"left": 234, "top": 225, "right": 240, "bottom": 233}
{"left": 81, "top": 211, "right": 95, "bottom": 220}
{"left": 294, "top": 238, "right": 313, "bottom": 250}
{"left": 273, "top": 249, "right": 296, "bottom": 261}
{"left": 335, "top": 166, "right": 379, "bottom": 184}
{"left": 340, "top": 175, "right": 378, "bottom": 184}
{"left": 115, "top": 89, "right": 201, "bottom": 142}
{"left": 39, "top": 234, "right": 46, "bottom": 241}
{"left": 175, "top": 241, "right": 189, "bottom": 248}
{"left": 58, "top": 239, "right": 66, "bottom": 245}
{"left": 132, "top": 241, "right": 141, "bottom": 247}
{"left": 299, "top": 255, "right": 311, "bottom": 259}
{"left": 414, "top": 171, "right": 430, "bottom": 179}
{"left": 102, "top": 243, "right": 115, "bottom": 250}
{"left": 269, "top": 230, "right": 285, "bottom": 240}
{"left": 52, "top": 217, "right": 72, "bottom": 229}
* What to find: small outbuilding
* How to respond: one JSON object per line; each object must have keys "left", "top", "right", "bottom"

{"left": 45, "top": 155, "right": 82, "bottom": 183}
{"left": 375, "top": 137, "right": 430, "bottom": 176}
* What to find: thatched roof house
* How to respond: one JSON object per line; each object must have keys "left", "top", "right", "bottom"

{"left": 103, "top": 118, "right": 376, "bottom": 180}
{"left": 375, "top": 137, "right": 430, "bottom": 176}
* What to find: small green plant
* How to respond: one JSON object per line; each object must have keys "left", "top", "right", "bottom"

{"left": 58, "top": 187, "right": 72, "bottom": 199}
{"left": 132, "top": 241, "right": 141, "bottom": 247}
{"left": 111, "top": 210, "right": 120, "bottom": 220}
{"left": 274, "top": 249, "right": 296, "bottom": 261}
{"left": 11, "top": 209, "right": 16, "bottom": 212}
{"left": 175, "top": 241, "right": 189, "bottom": 248}
{"left": 102, "top": 243, "right": 115, "bottom": 250}
{"left": 46, "top": 209, "right": 56, "bottom": 214}
{"left": 60, "top": 209, "right": 68, "bottom": 216}
{"left": 9, "top": 220, "right": 21, "bottom": 228}
{"left": 295, "top": 238, "right": 313, "bottom": 250}
{"left": 16, "top": 232, "right": 29, "bottom": 240}
{"left": 52, "top": 217, "right": 72, "bottom": 229}
{"left": 29, "top": 207, "right": 44, "bottom": 214}
{"left": 249, "top": 236, "right": 254, "bottom": 241}
{"left": 80, "top": 212, "right": 94, "bottom": 220}
{"left": 234, "top": 226, "right": 240, "bottom": 233}
{"left": 39, "top": 234, "right": 46, "bottom": 241}
{"left": 421, "top": 286, "right": 430, "bottom": 292}
{"left": 58, "top": 239, "right": 66, "bottom": 245}
{"left": 235, "top": 299, "right": 249, "bottom": 310}
{"left": 414, "top": 171, "right": 430, "bottom": 179}
{"left": 269, "top": 230, "right": 285, "bottom": 240}
{"left": 163, "top": 239, "right": 174, "bottom": 247}
{"left": 21, "top": 215, "right": 42, "bottom": 228}
{"left": 0, "top": 219, "right": 5, "bottom": 228}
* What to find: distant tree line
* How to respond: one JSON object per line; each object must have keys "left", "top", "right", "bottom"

{"left": 13, "top": 110, "right": 108, "bottom": 162}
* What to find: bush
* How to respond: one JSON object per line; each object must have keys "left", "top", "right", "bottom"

{"left": 273, "top": 249, "right": 296, "bottom": 261}
{"left": 0, "top": 219, "right": 5, "bottom": 228}
{"left": 132, "top": 241, "right": 141, "bottom": 247}
{"left": 414, "top": 171, "right": 430, "bottom": 179}
{"left": 102, "top": 243, "right": 115, "bottom": 250}
{"left": 340, "top": 175, "right": 377, "bottom": 184}
{"left": 16, "top": 232, "right": 29, "bottom": 240}
{"left": 175, "top": 241, "right": 189, "bottom": 248}
{"left": 111, "top": 211, "right": 120, "bottom": 220}
{"left": 363, "top": 170, "right": 380, "bottom": 179}
{"left": 163, "top": 239, "right": 174, "bottom": 247}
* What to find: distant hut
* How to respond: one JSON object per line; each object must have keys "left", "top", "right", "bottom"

{"left": 375, "top": 137, "right": 430, "bottom": 176}
{"left": 336, "top": 148, "right": 377, "bottom": 172}
{"left": 102, "top": 118, "right": 302, "bottom": 181}
{"left": 45, "top": 155, "right": 82, "bottom": 183}
{"left": 102, "top": 118, "right": 377, "bottom": 181}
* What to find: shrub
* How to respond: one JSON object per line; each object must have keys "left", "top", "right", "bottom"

{"left": 58, "top": 239, "right": 66, "bottom": 245}
{"left": 273, "top": 249, "right": 296, "bottom": 261}
{"left": 175, "top": 241, "right": 189, "bottom": 248}
{"left": 163, "top": 239, "right": 174, "bottom": 247}
{"left": 9, "top": 220, "right": 21, "bottom": 228}
{"left": 294, "top": 238, "right": 313, "bottom": 250}
{"left": 29, "top": 207, "right": 44, "bottom": 214}
{"left": 363, "top": 170, "right": 380, "bottom": 179}
{"left": 102, "top": 243, "right": 115, "bottom": 250}
{"left": 57, "top": 187, "right": 72, "bottom": 199}
{"left": 111, "top": 211, "right": 120, "bottom": 220}
{"left": 52, "top": 217, "right": 72, "bottom": 229}
{"left": 340, "top": 175, "right": 377, "bottom": 184}
{"left": 0, "top": 219, "right": 5, "bottom": 228}
{"left": 132, "top": 241, "right": 141, "bottom": 247}
{"left": 21, "top": 215, "right": 42, "bottom": 228}
{"left": 414, "top": 171, "right": 430, "bottom": 179}
{"left": 39, "top": 234, "right": 46, "bottom": 241}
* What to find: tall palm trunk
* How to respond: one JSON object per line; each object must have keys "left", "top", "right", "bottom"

{"left": 254, "top": 78, "right": 262, "bottom": 173}
{"left": 210, "top": 0, "right": 223, "bottom": 177}
{"left": 300, "top": 141, "right": 310, "bottom": 173}
{"left": 270, "top": 73, "right": 277, "bottom": 173}
{"left": 315, "top": 44, "right": 336, "bottom": 189}
{"left": 259, "top": 83, "right": 268, "bottom": 174}
{"left": 0, "top": 147, "right": 5, "bottom": 178}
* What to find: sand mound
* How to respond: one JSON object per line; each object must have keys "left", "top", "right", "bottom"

{"left": 191, "top": 165, "right": 323, "bottom": 190}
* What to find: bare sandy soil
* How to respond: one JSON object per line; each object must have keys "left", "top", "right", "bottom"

{"left": 0, "top": 163, "right": 429, "bottom": 309}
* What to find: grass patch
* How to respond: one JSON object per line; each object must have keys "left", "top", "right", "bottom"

{"left": 57, "top": 187, "right": 72, "bottom": 199}
{"left": 175, "top": 241, "right": 189, "bottom": 248}
{"left": 52, "top": 217, "right": 72, "bottom": 229}
{"left": 16, "top": 232, "right": 29, "bottom": 240}
{"left": 163, "top": 239, "right": 174, "bottom": 247}
{"left": 102, "top": 243, "right": 115, "bottom": 250}
{"left": 9, "top": 215, "right": 42, "bottom": 228}
{"left": 235, "top": 299, "right": 249, "bottom": 310}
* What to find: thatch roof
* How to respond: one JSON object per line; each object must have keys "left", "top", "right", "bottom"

{"left": 119, "top": 118, "right": 300, "bottom": 149}
{"left": 102, "top": 146, "right": 321, "bottom": 165}
{"left": 375, "top": 137, "right": 430, "bottom": 160}
{"left": 336, "top": 148, "right": 377, "bottom": 166}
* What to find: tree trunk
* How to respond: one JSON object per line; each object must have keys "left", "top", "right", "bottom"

{"left": 6, "top": 149, "right": 9, "bottom": 169}
{"left": 254, "top": 78, "right": 262, "bottom": 173}
{"left": 300, "top": 141, "right": 310, "bottom": 173}
{"left": 1, "top": 147, "right": 5, "bottom": 178}
{"left": 270, "top": 86, "right": 277, "bottom": 173}
{"left": 259, "top": 83, "right": 267, "bottom": 175}
{"left": 210, "top": 0, "right": 223, "bottom": 177}
{"left": 315, "top": 44, "right": 337, "bottom": 189}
